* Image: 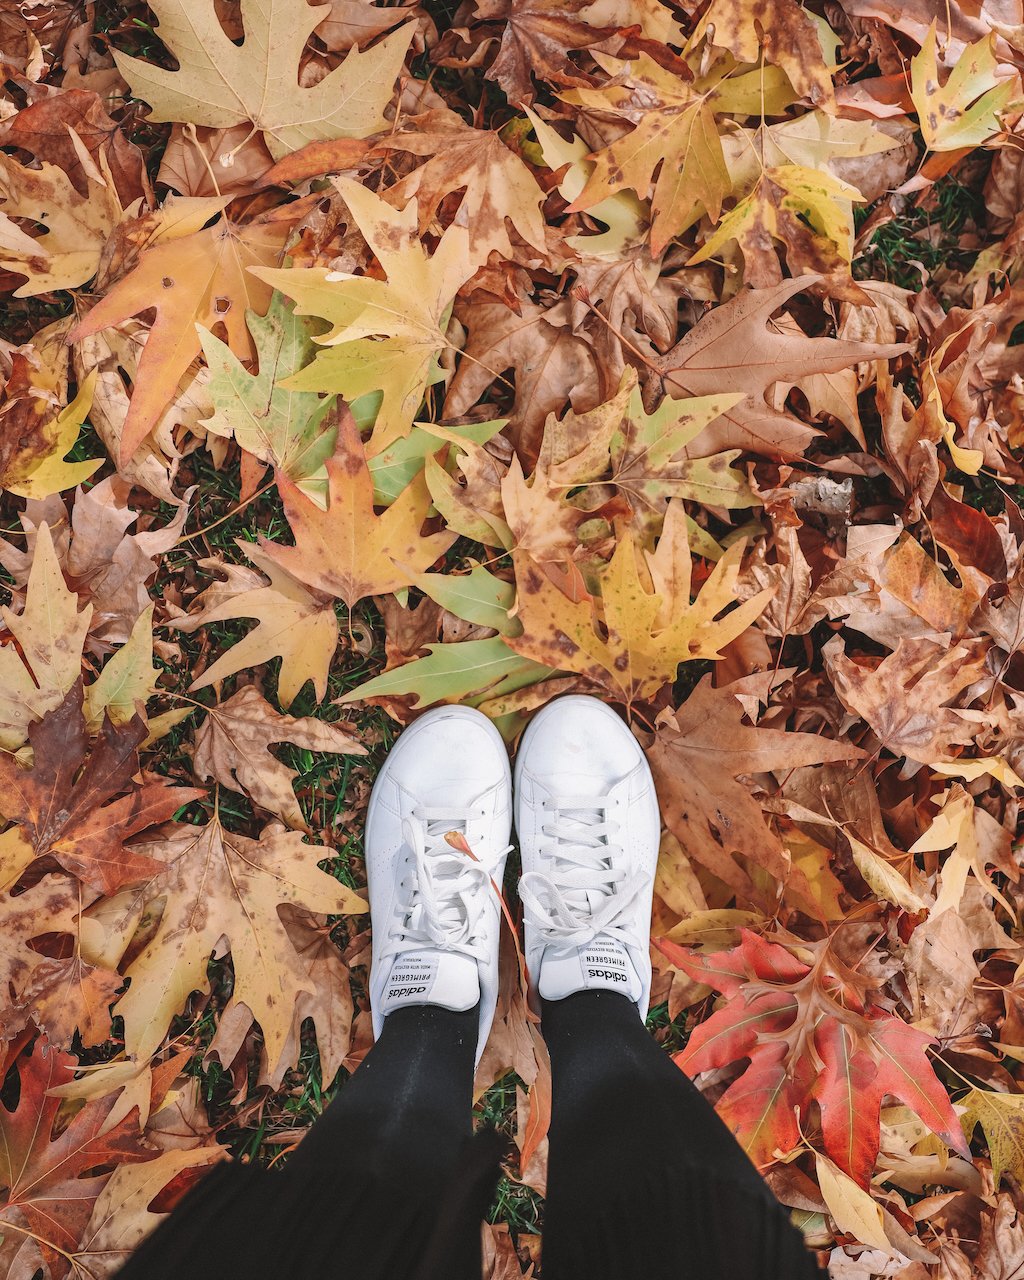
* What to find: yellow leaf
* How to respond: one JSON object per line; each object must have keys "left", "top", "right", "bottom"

{"left": 258, "top": 180, "right": 482, "bottom": 452}
{"left": 0, "top": 523, "right": 91, "bottom": 750}
{"left": 113, "top": 0, "right": 413, "bottom": 160}
{"left": 815, "top": 1154, "right": 893, "bottom": 1252}
{"left": 846, "top": 831, "right": 929, "bottom": 913}
{"left": 7, "top": 371, "right": 102, "bottom": 499}
{"left": 910, "top": 23, "right": 1019, "bottom": 152}
{"left": 509, "top": 503, "right": 774, "bottom": 703}
{"left": 83, "top": 605, "right": 158, "bottom": 733}
{"left": 960, "top": 1088, "right": 1024, "bottom": 1186}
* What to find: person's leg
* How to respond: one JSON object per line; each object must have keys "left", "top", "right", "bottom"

{"left": 541, "top": 990, "right": 823, "bottom": 1280}
{"left": 514, "top": 696, "right": 822, "bottom": 1279}
{"left": 115, "top": 1004, "right": 496, "bottom": 1280}
{"left": 117, "top": 705, "right": 514, "bottom": 1280}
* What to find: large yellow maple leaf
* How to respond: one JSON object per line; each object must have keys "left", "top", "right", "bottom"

{"left": 112, "top": 0, "right": 412, "bottom": 161}
{"left": 509, "top": 502, "right": 774, "bottom": 704}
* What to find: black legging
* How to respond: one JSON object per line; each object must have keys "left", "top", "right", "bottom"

{"left": 116, "top": 994, "right": 823, "bottom": 1279}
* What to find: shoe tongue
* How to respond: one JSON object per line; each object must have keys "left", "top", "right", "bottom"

{"left": 537, "top": 938, "right": 642, "bottom": 1004}
{"left": 381, "top": 949, "right": 479, "bottom": 1019}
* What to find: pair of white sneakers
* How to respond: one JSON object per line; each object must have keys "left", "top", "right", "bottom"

{"left": 366, "top": 695, "right": 661, "bottom": 1062}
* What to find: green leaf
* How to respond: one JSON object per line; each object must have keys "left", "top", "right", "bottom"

{"left": 413, "top": 566, "right": 517, "bottom": 635}
{"left": 339, "top": 637, "right": 551, "bottom": 709}
{"left": 198, "top": 293, "right": 337, "bottom": 505}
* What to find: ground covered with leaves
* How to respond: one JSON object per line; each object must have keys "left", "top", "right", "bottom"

{"left": 0, "top": 0, "right": 1023, "bottom": 1274}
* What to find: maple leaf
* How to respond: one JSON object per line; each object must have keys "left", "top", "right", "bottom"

{"left": 910, "top": 24, "right": 1019, "bottom": 152}
{"left": 256, "top": 178, "right": 481, "bottom": 453}
{"left": 0, "top": 151, "right": 122, "bottom": 296}
{"left": 0, "top": 523, "right": 90, "bottom": 751}
{"left": 688, "top": 165, "right": 865, "bottom": 300}
{"left": 174, "top": 542, "right": 340, "bottom": 707}
{"left": 445, "top": 295, "right": 600, "bottom": 464}
{"left": 564, "top": 54, "right": 729, "bottom": 256}
{"left": 647, "top": 676, "right": 862, "bottom": 906}
{"left": 381, "top": 109, "right": 548, "bottom": 259}
{"left": 257, "top": 407, "right": 456, "bottom": 609}
{"left": 115, "top": 816, "right": 366, "bottom": 1074}
{"left": 68, "top": 210, "right": 290, "bottom": 462}
{"left": 655, "top": 276, "right": 908, "bottom": 401}
{"left": 0, "top": 874, "right": 107, "bottom": 1047}
{"left": 824, "top": 635, "right": 990, "bottom": 765}
{"left": 1, "top": 371, "right": 101, "bottom": 499}
{"left": 0, "top": 684, "right": 203, "bottom": 896}
{"left": 0, "top": 87, "right": 147, "bottom": 205}
{"left": 689, "top": 0, "right": 836, "bottom": 109}
{"left": 193, "top": 686, "right": 365, "bottom": 831}
{"left": 508, "top": 504, "right": 773, "bottom": 704}
{"left": 112, "top": 0, "right": 413, "bottom": 160}
{"left": 0, "top": 1039, "right": 152, "bottom": 1280}
{"left": 662, "top": 930, "right": 970, "bottom": 1184}
{"left": 198, "top": 292, "right": 339, "bottom": 503}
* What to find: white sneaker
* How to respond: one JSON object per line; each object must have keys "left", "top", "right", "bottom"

{"left": 515, "top": 696, "right": 660, "bottom": 1016}
{"left": 366, "top": 706, "right": 512, "bottom": 1062}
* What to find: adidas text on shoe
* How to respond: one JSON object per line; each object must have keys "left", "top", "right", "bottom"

{"left": 366, "top": 706, "right": 512, "bottom": 1063}
{"left": 515, "top": 695, "right": 659, "bottom": 1017}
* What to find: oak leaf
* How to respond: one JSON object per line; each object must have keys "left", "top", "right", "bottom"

{"left": 257, "top": 407, "right": 456, "bottom": 609}
{"left": 112, "top": 0, "right": 413, "bottom": 160}
{"left": 508, "top": 503, "right": 773, "bottom": 704}
{"left": 663, "top": 930, "right": 970, "bottom": 1184}
{"left": 115, "top": 816, "right": 366, "bottom": 1074}
{"left": 647, "top": 676, "right": 862, "bottom": 906}
{"left": 192, "top": 686, "right": 365, "bottom": 831}
{"left": 0, "top": 685, "right": 204, "bottom": 895}
{"left": 68, "top": 211, "right": 290, "bottom": 461}
{"left": 175, "top": 542, "right": 339, "bottom": 707}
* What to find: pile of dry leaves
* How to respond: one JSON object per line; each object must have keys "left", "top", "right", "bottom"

{"left": 1, "top": 0, "right": 1024, "bottom": 1273}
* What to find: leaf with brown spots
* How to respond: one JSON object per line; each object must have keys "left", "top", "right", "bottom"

{"left": 172, "top": 542, "right": 340, "bottom": 708}
{"left": 192, "top": 685, "right": 365, "bottom": 831}
{"left": 114, "top": 816, "right": 366, "bottom": 1078}
{"left": 910, "top": 23, "right": 1018, "bottom": 152}
{"left": 257, "top": 406, "right": 456, "bottom": 609}
{"left": 68, "top": 209, "right": 290, "bottom": 462}
{"left": 508, "top": 503, "right": 774, "bottom": 704}
{"left": 689, "top": 0, "right": 835, "bottom": 109}
{"left": 0, "top": 683, "right": 204, "bottom": 896}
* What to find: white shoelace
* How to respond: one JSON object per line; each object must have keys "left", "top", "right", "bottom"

{"left": 519, "top": 795, "right": 647, "bottom": 951}
{"left": 382, "top": 808, "right": 507, "bottom": 965}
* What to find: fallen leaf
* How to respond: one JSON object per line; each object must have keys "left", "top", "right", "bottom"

{"left": 0, "top": 684, "right": 203, "bottom": 895}
{"left": 192, "top": 686, "right": 365, "bottom": 830}
{"left": 113, "top": 1, "right": 413, "bottom": 160}
{"left": 116, "top": 816, "right": 366, "bottom": 1074}
{"left": 257, "top": 406, "right": 456, "bottom": 609}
